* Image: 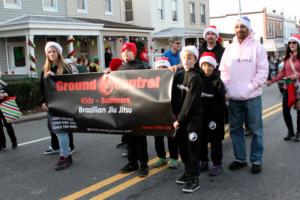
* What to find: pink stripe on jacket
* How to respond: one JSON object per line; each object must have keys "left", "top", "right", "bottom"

{"left": 219, "top": 34, "right": 269, "bottom": 100}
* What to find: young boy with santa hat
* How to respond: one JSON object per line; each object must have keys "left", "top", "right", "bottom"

{"left": 173, "top": 45, "right": 204, "bottom": 193}
{"left": 198, "top": 52, "right": 225, "bottom": 176}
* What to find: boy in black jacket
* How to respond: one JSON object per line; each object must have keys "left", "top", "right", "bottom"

{"left": 173, "top": 46, "right": 204, "bottom": 193}
{"left": 117, "top": 42, "right": 149, "bottom": 177}
{"left": 198, "top": 52, "right": 225, "bottom": 176}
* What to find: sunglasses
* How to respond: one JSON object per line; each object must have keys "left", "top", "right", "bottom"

{"left": 288, "top": 41, "right": 297, "bottom": 45}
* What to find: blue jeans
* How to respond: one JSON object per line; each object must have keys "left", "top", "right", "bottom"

{"left": 229, "top": 96, "right": 264, "bottom": 164}
{"left": 56, "top": 133, "right": 70, "bottom": 157}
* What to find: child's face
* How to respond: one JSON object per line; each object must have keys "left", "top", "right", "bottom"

{"left": 121, "top": 49, "right": 135, "bottom": 62}
{"left": 47, "top": 47, "right": 59, "bottom": 62}
{"left": 201, "top": 62, "right": 214, "bottom": 76}
{"left": 181, "top": 51, "right": 196, "bottom": 71}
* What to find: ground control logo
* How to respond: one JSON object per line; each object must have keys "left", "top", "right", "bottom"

{"left": 55, "top": 75, "right": 161, "bottom": 96}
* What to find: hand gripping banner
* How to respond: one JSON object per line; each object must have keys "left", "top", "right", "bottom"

{"left": 45, "top": 69, "right": 175, "bottom": 136}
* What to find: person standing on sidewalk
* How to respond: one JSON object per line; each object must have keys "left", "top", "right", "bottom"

{"left": 41, "top": 41, "right": 75, "bottom": 170}
{"left": 0, "top": 79, "right": 17, "bottom": 152}
{"left": 266, "top": 34, "right": 300, "bottom": 142}
{"left": 219, "top": 16, "right": 268, "bottom": 174}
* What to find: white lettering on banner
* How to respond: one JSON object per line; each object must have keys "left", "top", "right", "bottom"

{"left": 78, "top": 106, "right": 107, "bottom": 113}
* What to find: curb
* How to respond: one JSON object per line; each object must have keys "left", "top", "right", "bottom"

{"left": 12, "top": 112, "right": 47, "bottom": 124}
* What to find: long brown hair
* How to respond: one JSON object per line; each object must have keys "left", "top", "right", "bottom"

{"left": 284, "top": 43, "right": 300, "bottom": 61}
{"left": 43, "top": 46, "right": 71, "bottom": 77}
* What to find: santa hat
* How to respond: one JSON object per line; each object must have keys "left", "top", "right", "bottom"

{"left": 236, "top": 16, "right": 252, "bottom": 31}
{"left": 121, "top": 42, "right": 137, "bottom": 56}
{"left": 199, "top": 52, "right": 217, "bottom": 68}
{"left": 288, "top": 34, "right": 300, "bottom": 46}
{"left": 180, "top": 45, "right": 199, "bottom": 60}
{"left": 45, "top": 41, "right": 62, "bottom": 55}
{"left": 109, "top": 58, "right": 123, "bottom": 71}
{"left": 203, "top": 25, "right": 219, "bottom": 39}
{"left": 154, "top": 57, "right": 171, "bottom": 69}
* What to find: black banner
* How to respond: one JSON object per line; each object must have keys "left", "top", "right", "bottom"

{"left": 45, "top": 69, "right": 175, "bottom": 136}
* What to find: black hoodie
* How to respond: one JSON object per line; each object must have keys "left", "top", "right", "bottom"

{"left": 118, "top": 59, "right": 145, "bottom": 71}
{"left": 177, "top": 67, "right": 204, "bottom": 125}
{"left": 199, "top": 69, "right": 225, "bottom": 138}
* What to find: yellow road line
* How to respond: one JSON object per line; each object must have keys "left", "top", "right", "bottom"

{"left": 61, "top": 103, "right": 282, "bottom": 200}
{"left": 61, "top": 157, "right": 160, "bottom": 200}
{"left": 90, "top": 165, "right": 169, "bottom": 200}
{"left": 262, "top": 102, "right": 281, "bottom": 115}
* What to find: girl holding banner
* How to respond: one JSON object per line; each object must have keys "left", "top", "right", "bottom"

{"left": 41, "top": 42, "right": 76, "bottom": 170}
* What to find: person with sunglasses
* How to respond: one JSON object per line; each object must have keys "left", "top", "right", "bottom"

{"left": 267, "top": 34, "right": 300, "bottom": 142}
{"left": 163, "top": 37, "right": 182, "bottom": 70}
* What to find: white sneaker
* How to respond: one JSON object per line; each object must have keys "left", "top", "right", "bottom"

{"left": 69, "top": 148, "right": 75, "bottom": 155}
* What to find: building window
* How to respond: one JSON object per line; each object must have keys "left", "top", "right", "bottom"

{"left": 189, "top": 2, "right": 195, "bottom": 24}
{"left": 13, "top": 46, "right": 26, "bottom": 67}
{"left": 105, "top": 0, "right": 113, "bottom": 15}
{"left": 3, "top": 0, "right": 22, "bottom": 9}
{"left": 172, "top": 0, "right": 178, "bottom": 21}
{"left": 200, "top": 3, "right": 206, "bottom": 24}
{"left": 158, "top": 0, "right": 164, "bottom": 20}
{"left": 42, "top": 0, "right": 57, "bottom": 12}
{"left": 77, "top": 0, "right": 88, "bottom": 13}
{"left": 124, "top": 0, "right": 133, "bottom": 22}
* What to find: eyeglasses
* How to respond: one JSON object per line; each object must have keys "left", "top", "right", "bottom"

{"left": 175, "top": 42, "right": 181, "bottom": 45}
{"left": 288, "top": 41, "right": 297, "bottom": 45}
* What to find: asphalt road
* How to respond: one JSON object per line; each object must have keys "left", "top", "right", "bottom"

{"left": 1, "top": 85, "right": 299, "bottom": 200}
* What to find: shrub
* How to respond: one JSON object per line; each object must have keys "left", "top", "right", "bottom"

{"left": 6, "top": 77, "right": 42, "bottom": 111}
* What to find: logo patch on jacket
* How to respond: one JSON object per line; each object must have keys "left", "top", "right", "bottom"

{"left": 177, "top": 84, "right": 189, "bottom": 91}
{"left": 188, "top": 132, "right": 198, "bottom": 141}
{"left": 201, "top": 92, "right": 214, "bottom": 98}
{"left": 208, "top": 121, "right": 217, "bottom": 130}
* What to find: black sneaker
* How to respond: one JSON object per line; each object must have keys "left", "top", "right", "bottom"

{"left": 199, "top": 161, "right": 209, "bottom": 173}
{"left": 176, "top": 172, "right": 191, "bottom": 184}
{"left": 284, "top": 131, "right": 295, "bottom": 141}
{"left": 0, "top": 146, "right": 7, "bottom": 153}
{"left": 294, "top": 132, "right": 300, "bottom": 142}
{"left": 12, "top": 143, "right": 18, "bottom": 149}
{"left": 182, "top": 176, "right": 200, "bottom": 193}
{"left": 120, "top": 163, "right": 139, "bottom": 173}
{"left": 251, "top": 164, "right": 262, "bottom": 174}
{"left": 138, "top": 164, "right": 149, "bottom": 177}
{"left": 116, "top": 142, "right": 127, "bottom": 149}
{"left": 228, "top": 161, "right": 247, "bottom": 170}
{"left": 55, "top": 156, "right": 72, "bottom": 171}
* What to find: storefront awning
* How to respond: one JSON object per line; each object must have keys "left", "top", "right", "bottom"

{"left": 153, "top": 27, "right": 205, "bottom": 38}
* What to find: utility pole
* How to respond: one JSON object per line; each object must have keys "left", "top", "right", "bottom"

{"left": 238, "top": 0, "right": 242, "bottom": 17}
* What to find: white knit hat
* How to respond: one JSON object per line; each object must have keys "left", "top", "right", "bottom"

{"left": 154, "top": 57, "right": 171, "bottom": 69}
{"left": 45, "top": 41, "right": 63, "bottom": 55}
{"left": 236, "top": 16, "right": 252, "bottom": 31}
{"left": 180, "top": 45, "right": 199, "bottom": 60}
{"left": 288, "top": 34, "right": 300, "bottom": 46}
{"left": 203, "top": 25, "right": 219, "bottom": 39}
{"left": 199, "top": 52, "right": 217, "bottom": 68}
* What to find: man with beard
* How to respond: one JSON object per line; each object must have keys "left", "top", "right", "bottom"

{"left": 219, "top": 16, "right": 268, "bottom": 174}
{"left": 198, "top": 26, "right": 224, "bottom": 72}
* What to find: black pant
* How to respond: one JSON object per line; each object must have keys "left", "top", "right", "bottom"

{"left": 47, "top": 113, "right": 74, "bottom": 150}
{"left": 200, "top": 119, "right": 223, "bottom": 165}
{"left": 154, "top": 136, "right": 178, "bottom": 160}
{"left": 177, "top": 121, "right": 202, "bottom": 176}
{"left": 0, "top": 110, "right": 17, "bottom": 148}
{"left": 126, "top": 135, "right": 148, "bottom": 166}
{"left": 282, "top": 89, "right": 300, "bottom": 133}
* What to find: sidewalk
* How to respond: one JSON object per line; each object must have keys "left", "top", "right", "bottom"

{"left": 12, "top": 111, "right": 47, "bottom": 124}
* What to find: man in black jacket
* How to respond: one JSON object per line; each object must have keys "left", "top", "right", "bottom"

{"left": 198, "top": 25, "right": 224, "bottom": 72}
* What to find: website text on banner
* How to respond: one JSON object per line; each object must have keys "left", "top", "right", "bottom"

{"left": 45, "top": 69, "right": 175, "bottom": 136}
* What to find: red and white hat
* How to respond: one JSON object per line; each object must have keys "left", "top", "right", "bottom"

{"left": 45, "top": 41, "right": 63, "bottom": 55}
{"left": 203, "top": 25, "right": 219, "bottom": 39}
{"left": 289, "top": 34, "right": 300, "bottom": 46}
{"left": 199, "top": 52, "right": 217, "bottom": 68}
{"left": 121, "top": 42, "right": 137, "bottom": 56}
{"left": 180, "top": 45, "right": 199, "bottom": 60}
{"left": 154, "top": 57, "right": 171, "bottom": 69}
